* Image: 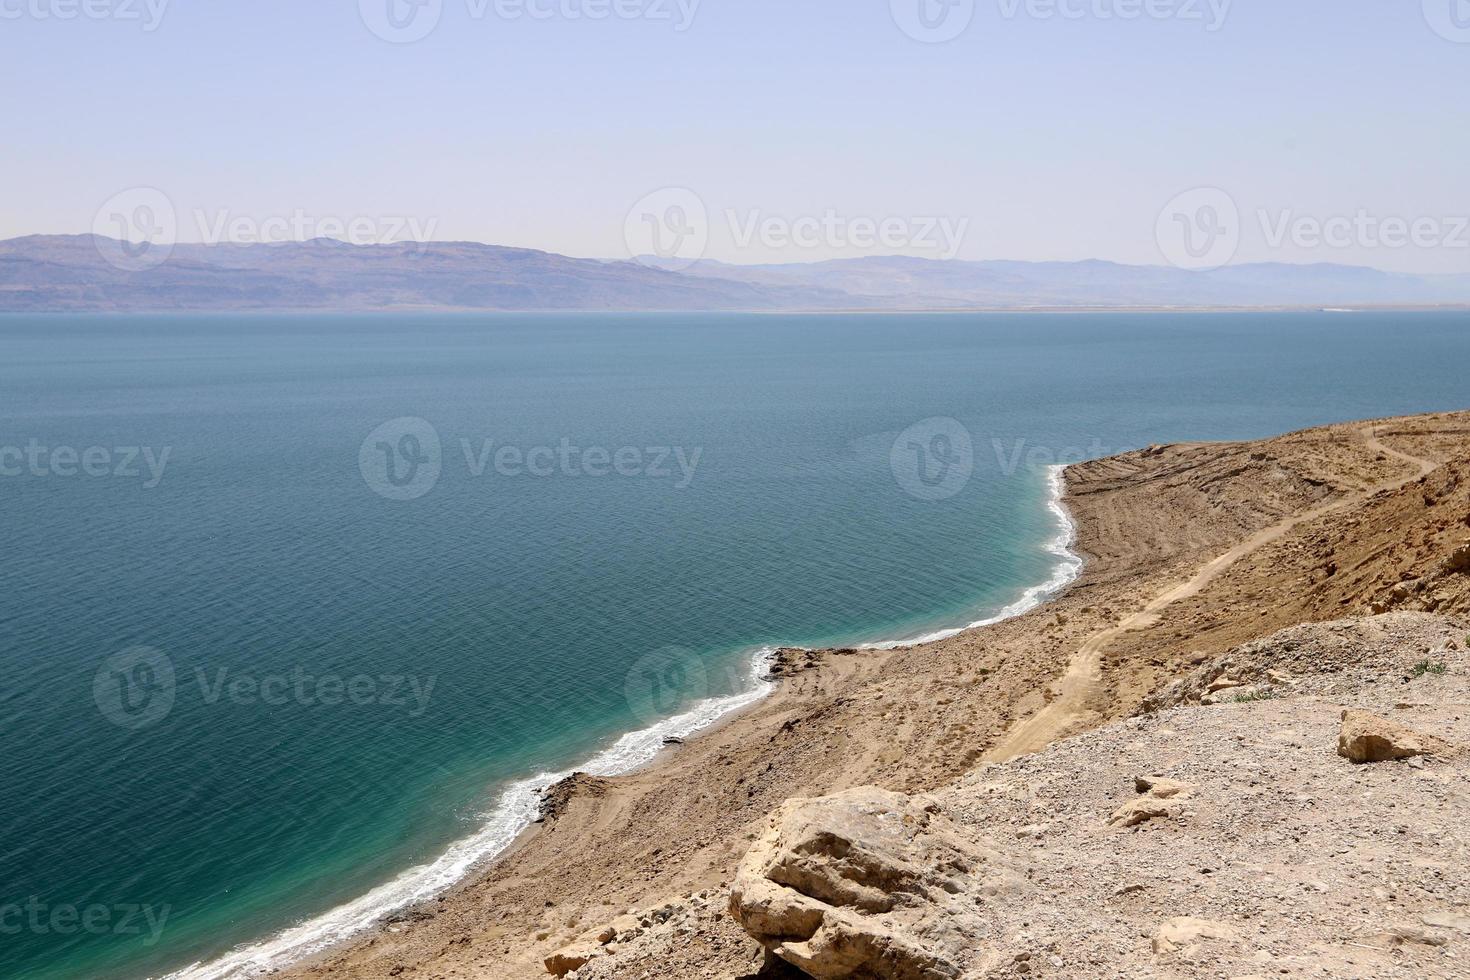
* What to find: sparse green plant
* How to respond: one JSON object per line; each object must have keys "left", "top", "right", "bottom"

{"left": 1412, "top": 660, "right": 1448, "bottom": 677}
{"left": 1233, "top": 689, "right": 1279, "bottom": 703}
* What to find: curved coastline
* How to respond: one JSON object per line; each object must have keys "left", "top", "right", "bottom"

{"left": 160, "top": 464, "right": 1081, "bottom": 980}
{"left": 863, "top": 465, "right": 1082, "bottom": 651}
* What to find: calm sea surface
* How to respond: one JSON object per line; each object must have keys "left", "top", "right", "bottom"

{"left": 2, "top": 311, "right": 1467, "bottom": 979}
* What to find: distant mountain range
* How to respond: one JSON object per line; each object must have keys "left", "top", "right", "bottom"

{"left": 3, "top": 235, "right": 1469, "bottom": 313}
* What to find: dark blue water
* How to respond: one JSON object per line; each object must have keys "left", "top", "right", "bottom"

{"left": 1, "top": 311, "right": 1466, "bottom": 979}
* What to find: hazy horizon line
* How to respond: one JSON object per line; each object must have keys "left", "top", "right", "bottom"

{"left": 10, "top": 232, "right": 1467, "bottom": 279}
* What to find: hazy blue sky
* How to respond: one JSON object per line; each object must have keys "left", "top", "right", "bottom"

{"left": 4, "top": 0, "right": 1468, "bottom": 271}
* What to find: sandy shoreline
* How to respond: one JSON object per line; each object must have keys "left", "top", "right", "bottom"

{"left": 169, "top": 467, "right": 1082, "bottom": 979}
{"left": 259, "top": 409, "right": 1470, "bottom": 979}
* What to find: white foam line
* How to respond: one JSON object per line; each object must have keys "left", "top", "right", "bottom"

{"left": 859, "top": 464, "right": 1082, "bottom": 651}
{"left": 158, "top": 651, "right": 777, "bottom": 980}
{"left": 161, "top": 465, "right": 1081, "bottom": 980}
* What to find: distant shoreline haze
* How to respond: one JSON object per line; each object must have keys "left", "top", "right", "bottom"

{"left": 3, "top": 235, "right": 1470, "bottom": 313}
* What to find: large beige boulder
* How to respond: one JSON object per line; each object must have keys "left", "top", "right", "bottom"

{"left": 543, "top": 943, "right": 599, "bottom": 977}
{"left": 729, "top": 787, "right": 1024, "bottom": 979}
{"left": 1337, "top": 709, "right": 1452, "bottom": 763}
{"left": 1108, "top": 799, "right": 1184, "bottom": 828}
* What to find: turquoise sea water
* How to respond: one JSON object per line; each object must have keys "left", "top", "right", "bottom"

{"left": 3, "top": 311, "right": 1469, "bottom": 979}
